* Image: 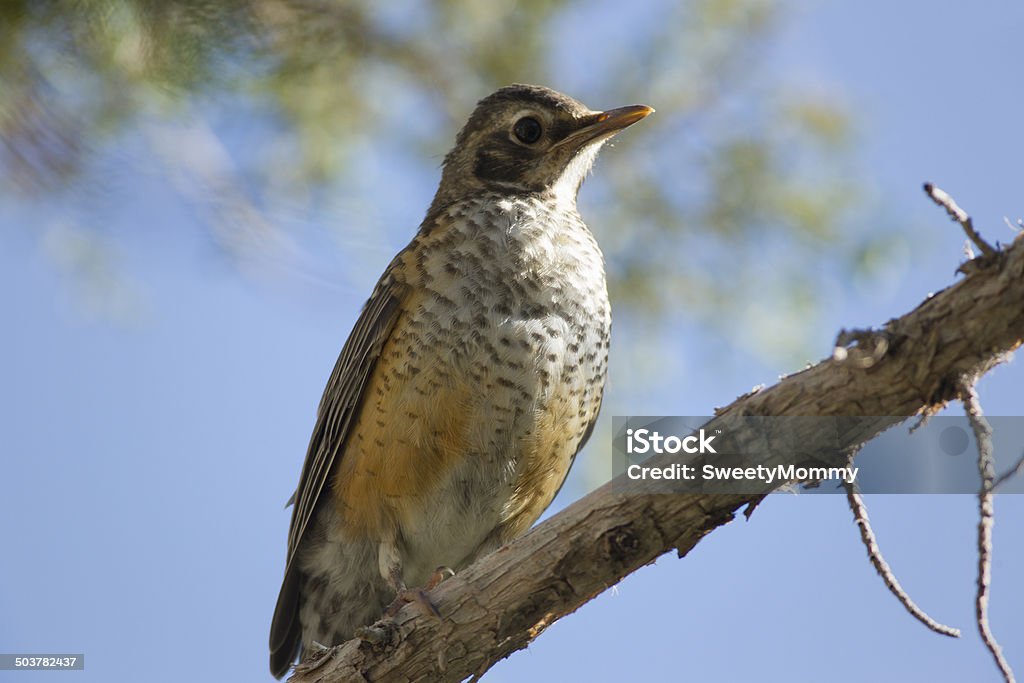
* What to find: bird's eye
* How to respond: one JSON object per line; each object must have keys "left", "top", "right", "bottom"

{"left": 513, "top": 117, "right": 543, "bottom": 144}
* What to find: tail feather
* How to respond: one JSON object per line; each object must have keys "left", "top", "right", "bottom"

{"left": 269, "top": 568, "right": 302, "bottom": 679}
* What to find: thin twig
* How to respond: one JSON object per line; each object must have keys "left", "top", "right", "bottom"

{"left": 993, "top": 448, "right": 1024, "bottom": 492}
{"left": 843, "top": 480, "right": 960, "bottom": 638}
{"left": 924, "top": 183, "right": 997, "bottom": 256}
{"left": 908, "top": 413, "right": 931, "bottom": 434}
{"left": 962, "top": 382, "right": 1016, "bottom": 683}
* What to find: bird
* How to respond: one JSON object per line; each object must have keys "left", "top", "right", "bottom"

{"left": 269, "top": 83, "right": 653, "bottom": 678}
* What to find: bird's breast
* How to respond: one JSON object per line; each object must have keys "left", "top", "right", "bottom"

{"left": 332, "top": 195, "right": 610, "bottom": 583}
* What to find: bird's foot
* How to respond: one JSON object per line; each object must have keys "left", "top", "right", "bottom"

{"left": 382, "top": 566, "right": 454, "bottom": 620}
{"left": 384, "top": 587, "right": 438, "bottom": 618}
{"left": 425, "top": 565, "right": 455, "bottom": 590}
{"left": 307, "top": 640, "right": 330, "bottom": 653}
{"left": 295, "top": 640, "right": 333, "bottom": 675}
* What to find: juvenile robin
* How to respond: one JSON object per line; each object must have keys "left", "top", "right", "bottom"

{"left": 269, "top": 84, "right": 652, "bottom": 678}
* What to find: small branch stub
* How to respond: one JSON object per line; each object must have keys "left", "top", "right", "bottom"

{"left": 833, "top": 327, "right": 889, "bottom": 368}
{"left": 924, "top": 182, "right": 997, "bottom": 257}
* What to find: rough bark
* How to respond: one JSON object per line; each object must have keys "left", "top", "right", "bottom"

{"left": 289, "top": 233, "right": 1024, "bottom": 683}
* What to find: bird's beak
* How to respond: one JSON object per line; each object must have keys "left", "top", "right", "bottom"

{"left": 554, "top": 104, "right": 655, "bottom": 149}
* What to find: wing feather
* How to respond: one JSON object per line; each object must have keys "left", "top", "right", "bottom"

{"left": 269, "top": 274, "right": 405, "bottom": 672}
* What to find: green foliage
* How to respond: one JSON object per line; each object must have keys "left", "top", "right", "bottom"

{"left": 0, "top": 0, "right": 900, "bottom": 362}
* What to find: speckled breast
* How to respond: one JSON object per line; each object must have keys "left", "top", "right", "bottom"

{"left": 334, "top": 193, "right": 610, "bottom": 586}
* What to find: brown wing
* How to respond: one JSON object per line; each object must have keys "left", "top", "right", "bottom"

{"left": 269, "top": 273, "right": 406, "bottom": 677}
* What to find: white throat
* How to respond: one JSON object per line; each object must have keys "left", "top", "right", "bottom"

{"left": 551, "top": 141, "right": 606, "bottom": 210}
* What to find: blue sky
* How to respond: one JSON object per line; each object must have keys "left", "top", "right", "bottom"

{"left": 2, "top": 2, "right": 1022, "bottom": 682}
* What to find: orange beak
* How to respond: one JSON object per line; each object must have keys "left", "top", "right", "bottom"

{"left": 554, "top": 104, "right": 655, "bottom": 149}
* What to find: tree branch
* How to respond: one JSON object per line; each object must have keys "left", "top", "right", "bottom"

{"left": 290, "top": 231, "right": 1024, "bottom": 683}
{"left": 962, "top": 383, "right": 1017, "bottom": 683}
{"left": 843, "top": 477, "right": 961, "bottom": 638}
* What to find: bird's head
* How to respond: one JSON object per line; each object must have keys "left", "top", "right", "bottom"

{"left": 430, "top": 84, "right": 653, "bottom": 213}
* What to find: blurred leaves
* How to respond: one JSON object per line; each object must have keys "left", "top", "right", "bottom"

{"left": 0, "top": 0, "right": 901, "bottom": 365}
{"left": 41, "top": 222, "right": 147, "bottom": 322}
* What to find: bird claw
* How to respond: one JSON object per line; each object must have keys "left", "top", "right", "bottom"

{"left": 425, "top": 565, "right": 455, "bottom": 590}
{"left": 385, "top": 588, "right": 440, "bottom": 619}
{"left": 295, "top": 639, "right": 333, "bottom": 675}
{"left": 307, "top": 640, "right": 329, "bottom": 653}
{"left": 382, "top": 565, "right": 454, "bottom": 619}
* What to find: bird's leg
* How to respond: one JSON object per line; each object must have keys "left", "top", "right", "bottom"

{"left": 355, "top": 542, "right": 415, "bottom": 645}
{"left": 374, "top": 542, "right": 452, "bottom": 621}
{"left": 386, "top": 565, "right": 406, "bottom": 595}
{"left": 378, "top": 539, "right": 406, "bottom": 592}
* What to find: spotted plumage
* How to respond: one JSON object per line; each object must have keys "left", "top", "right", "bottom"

{"left": 269, "top": 84, "right": 652, "bottom": 678}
